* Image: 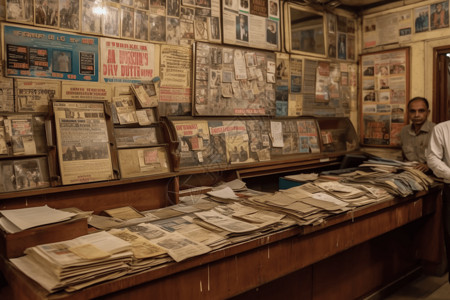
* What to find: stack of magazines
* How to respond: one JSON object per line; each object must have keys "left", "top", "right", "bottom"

{"left": 10, "top": 231, "right": 133, "bottom": 293}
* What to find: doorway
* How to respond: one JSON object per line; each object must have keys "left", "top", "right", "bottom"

{"left": 434, "top": 46, "right": 450, "bottom": 122}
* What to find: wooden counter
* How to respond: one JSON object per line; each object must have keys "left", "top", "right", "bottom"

{"left": 0, "top": 185, "right": 443, "bottom": 300}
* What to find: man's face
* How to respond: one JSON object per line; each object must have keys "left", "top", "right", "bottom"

{"left": 408, "top": 100, "right": 429, "bottom": 127}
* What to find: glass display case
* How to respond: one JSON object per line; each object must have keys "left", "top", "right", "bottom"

{"left": 162, "top": 116, "right": 359, "bottom": 171}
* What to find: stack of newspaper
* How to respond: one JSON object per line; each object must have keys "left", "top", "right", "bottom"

{"left": 119, "top": 222, "right": 212, "bottom": 263}
{"left": 108, "top": 228, "right": 173, "bottom": 274}
{"left": 313, "top": 180, "right": 393, "bottom": 207}
{"left": 0, "top": 205, "right": 77, "bottom": 233}
{"left": 340, "top": 168, "right": 433, "bottom": 197}
{"left": 10, "top": 231, "right": 133, "bottom": 293}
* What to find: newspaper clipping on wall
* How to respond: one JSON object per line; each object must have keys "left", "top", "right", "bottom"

{"left": 159, "top": 45, "right": 192, "bottom": 116}
{"left": 53, "top": 101, "right": 114, "bottom": 185}
{"left": 61, "top": 82, "right": 113, "bottom": 101}
{"left": 194, "top": 42, "right": 276, "bottom": 116}
{"left": 222, "top": 0, "right": 280, "bottom": 51}
{"left": 15, "top": 79, "right": 61, "bottom": 112}
{"left": 360, "top": 48, "right": 408, "bottom": 146}
{"left": 0, "top": 78, "right": 14, "bottom": 112}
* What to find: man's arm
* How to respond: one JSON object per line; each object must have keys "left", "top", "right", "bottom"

{"left": 426, "top": 125, "right": 450, "bottom": 181}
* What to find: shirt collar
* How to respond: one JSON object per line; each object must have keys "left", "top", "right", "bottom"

{"left": 408, "top": 120, "right": 433, "bottom": 135}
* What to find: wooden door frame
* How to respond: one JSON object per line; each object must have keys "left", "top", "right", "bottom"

{"left": 433, "top": 46, "right": 450, "bottom": 123}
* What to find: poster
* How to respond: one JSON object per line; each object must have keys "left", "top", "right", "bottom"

{"left": 100, "top": 37, "right": 159, "bottom": 83}
{"left": 360, "top": 48, "right": 409, "bottom": 147}
{"left": 2, "top": 24, "right": 99, "bottom": 81}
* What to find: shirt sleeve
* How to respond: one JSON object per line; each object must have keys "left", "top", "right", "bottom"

{"left": 426, "top": 125, "right": 450, "bottom": 181}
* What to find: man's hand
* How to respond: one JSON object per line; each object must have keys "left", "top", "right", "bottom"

{"left": 414, "top": 163, "right": 429, "bottom": 173}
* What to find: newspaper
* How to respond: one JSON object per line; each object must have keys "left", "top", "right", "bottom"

{"left": 194, "top": 210, "right": 260, "bottom": 233}
{"left": 53, "top": 101, "right": 114, "bottom": 185}
{"left": 127, "top": 222, "right": 212, "bottom": 262}
{"left": 112, "top": 95, "right": 139, "bottom": 124}
{"left": 117, "top": 147, "right": 170, "bottom": 179}
{"left": 15, "top": 79, "right": 60, "bottom": 112}
{"left": 61, "top": 82, "right": 112, "bottom": 102}
{"left": 0, "top": 77, "right": 14, "bottom": 112}
{"left": 0, "top": 205, "right": 75, "bottom": 233}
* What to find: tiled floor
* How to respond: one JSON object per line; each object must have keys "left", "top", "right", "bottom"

{"left": 382, "top": 273, "right": 450, "bottom": 300}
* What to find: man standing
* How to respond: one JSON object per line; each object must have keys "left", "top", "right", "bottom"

{"left": 400, "top": 97, "right": 435, "bottom": 172}
{"left": 427, "top": 120, "right": 450, "bottom": 283}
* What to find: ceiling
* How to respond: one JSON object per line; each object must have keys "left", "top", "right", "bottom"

{"left": 293, "top": 0, "right": 407, "bottom": 13}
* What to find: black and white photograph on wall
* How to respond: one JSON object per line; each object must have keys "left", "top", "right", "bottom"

{"left": 52, "top": 50, "right": 72, "bottom": 73}
{"left": 103, "top": 5, "right": 120, "bottom": 37}
{"left": 135, "top": 0, "right": 149, "bottom": 10}
{"left": 223, "top": 0, "right": 238, "bottom": 11}
{"left": 167, "top": 0, "right": 180, "bottom": 16}
{"left": 239, "top": 0, "right": 249, "bottom": 12}
{"left": 196, "top": 7, "right": 211, "bottom": 17}
{"left": 121, "top": 0, "right": 134, "bottom": 6}
{"left": 209, "top": 16, "right": 221, "bottom": 41}
{"left": 266, "top": 19, "right": 277, "bottom": 45}
{"left": 327, "top": 13, "right": 336, "bottom": 34}
{"left": 194, "top": 17, "right": 209, "bottom": 40}
{"left": 414, "top": 6, "right": 429, "bottom": 33}
{"left": 180, "top": 20, "right": 195, "bottom": 41}
{"left": 166, "top": 17, "right": 181, "bottom": 44}
{"left": 7, "top": 0, "right": 33, "bottom": 23}
{"left": 430, "top": 1, "right": 449, "bottom": 30}
{"left": 196, "top": 0, "right": 211, "bottom": 8}
{"left": 35, "top": 0, "right": 58, "bottom": 27}
{"left": 337, "top": 15, "right": 347, "bottom": 32}
{"left": 150, "top": 0, "right": 166, "bottom": 14}
{"left": 337, "top": 33, "right": 346, "bottom": 60}
{"left": 328, "top": 34, "right": 336, "bottom": 58}
{"left": 13, "top": 158, "right": 50, "bottom": 191}
{"left": 59, "top": 0, "right": 80, "bottom": 31}
{"left": 347, "top": 19, "right": 355, "bottom": 34}
{"left": 150, "top": 15, "right": 166, "bottom": 42}
{"left": 135, "top": 10, "right": 149, "bottom": 40}
{"left": 268, "top": 0, "right": 278, "bottom": 19}
{"left": 236, "top": 14, "right": 249, "bottom": 42}
{"left": 181, "top": 6, "right": 194, "bottom": 21}
{"left": 82, "top": 0, "right": 102, "bottom": 34}
{"left": 347, "top": 35, "right": 355, "bottom": 60}
{"left": 122, "top": 6, "right": 135, "bottom": 38}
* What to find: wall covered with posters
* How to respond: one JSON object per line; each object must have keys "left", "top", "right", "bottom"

{"left": 0, "top": 0, "right": 358, "bottom": 118}
{"left": 0, "top": 0, "right": 363, "bottom": 191}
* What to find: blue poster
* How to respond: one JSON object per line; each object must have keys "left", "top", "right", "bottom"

{"left": 3, "top": 24, "right": 99, "bottom": 81}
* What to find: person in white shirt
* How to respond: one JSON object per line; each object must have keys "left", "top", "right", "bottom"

{"left": 426, "top": 120, "right": 450, "bottom": 283}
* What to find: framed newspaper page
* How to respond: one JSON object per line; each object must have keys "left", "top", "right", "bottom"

{"left": 52, "top": 100, "right": 115, "bottom": 185}
{"left": 359, "top": 47, "right": 410, "bottom": 147}
{"left": 222, "top": 0, "right": 280, "bottom": 51}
